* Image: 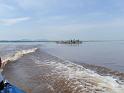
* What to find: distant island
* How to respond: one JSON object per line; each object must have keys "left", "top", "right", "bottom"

{"left": 56, "top": 40, "right": 82, "bottom": 44}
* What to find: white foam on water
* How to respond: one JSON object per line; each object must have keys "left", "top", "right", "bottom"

{"left": 44, "top": 60, "right": 124, "bottom": 93}
{"left": 2, "top": 48, "right": 37, "bottom": 66}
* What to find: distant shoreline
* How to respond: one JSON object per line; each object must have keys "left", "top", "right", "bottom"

{"left": 0, "top": 40, "right": 124, "bottom": 43}
{"left": 0, "top": 41, "right": 56, "bottom": 43}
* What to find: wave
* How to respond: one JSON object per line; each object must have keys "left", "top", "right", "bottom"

{"left": 1, "top": 48, "right": 38, "bottom": 67}
{"left": 39, "top": 59, "right": 124, "bottom": 93}
{"left": 2, "top": 46, "right": 124, "bottom": 93}
{"left": 80, "top": 63, "right": 124, "bottom": 81}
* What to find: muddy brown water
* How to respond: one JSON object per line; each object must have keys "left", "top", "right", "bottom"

{"left": 3, "top": 49, "right": 124, "bottom": 93}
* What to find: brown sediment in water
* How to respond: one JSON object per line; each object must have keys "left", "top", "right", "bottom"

{"left": 2, "top": 50, "right": 102, "bottom": 93}
{"left": 80, "top": 63, "right": 124, "bottom": 81}
{"left": 2, "top": 49, "right": 124, "bottom": 93}
{"left": 2, "top": 51, "right": 53, "bottom": 93}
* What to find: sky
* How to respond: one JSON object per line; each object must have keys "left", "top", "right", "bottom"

{"left": 0, "top": 0, "right": 124, "bottom": 40}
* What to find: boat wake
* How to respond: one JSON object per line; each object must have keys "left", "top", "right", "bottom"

{"left": 1, "top": 45, "right": 124, "bottom": 93}
{"left": 1, "top": 48, "right": 37, "bottom": 67}
{"left": 37, "top": 58, "right": 124, "bottom": 93}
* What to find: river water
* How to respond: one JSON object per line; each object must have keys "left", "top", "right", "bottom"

{"left": 43, "top": 41, "right": 124, "bottom": 72}
{"left": 0, "top": 42, "right": 124, "bottom": 93}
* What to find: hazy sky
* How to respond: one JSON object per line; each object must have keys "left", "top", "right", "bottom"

{"left": 0, "top": 0, "right": 124, "bottom": 40}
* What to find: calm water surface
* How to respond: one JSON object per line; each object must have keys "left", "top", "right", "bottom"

{"left": 42, "top": 41, "right": 124, "bottom": 72}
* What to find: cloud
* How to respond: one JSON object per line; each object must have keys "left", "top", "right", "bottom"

{"left": 0, "top": 3, "right": 16, "bottom": 17}
{"left": 35, "top": 17, "right": 124, "bottom": 34}
{"left": 0, "top": 17, "right": 30, "bottom": 25}
{"left": 0, "top": 4, "right": 15, "bottom": 10}
{"left": 14, "top": 0, "right": 56, "bottom": 10}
